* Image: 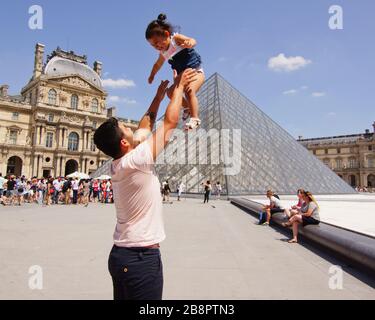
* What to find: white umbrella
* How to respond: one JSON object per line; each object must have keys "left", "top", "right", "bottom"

{"left": 97, "top": 174, "right": 111, "bottom": 180}
{"left": 67, "top": 171, "right": 90, "bottom": 179}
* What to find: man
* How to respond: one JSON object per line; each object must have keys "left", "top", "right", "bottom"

{"left": 6, "top": 176, "right": 17, "bottom": 205}
{"left": 72, "top": 178, "right": 79, "bottom": 204}
{"left": 52, "top": 177, "right": 62, "bottom": 204}
{"left": 0, "top": 173, "right": 5, "bottom": 199}
{"left": 93, "top": 68, "right": 196, "bottom": 300}
{"left": 177, "top": 181, "right": 185, "bottom": 201}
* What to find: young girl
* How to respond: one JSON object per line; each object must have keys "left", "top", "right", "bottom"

{"left": 146, "top": 13, "right": 205, "bottom": 130}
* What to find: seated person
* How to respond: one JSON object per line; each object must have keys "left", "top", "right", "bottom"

{"left": 285, "top": 189, "right": 305, "bottom": 218}
{"left": 282, "top": 191, "right": 320, "bottom": 243}
{"left": 260, "top": 190, "right": 284, "bottom": 226}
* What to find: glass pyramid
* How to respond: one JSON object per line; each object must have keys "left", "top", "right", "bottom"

{"left": 155, "top": 73, "right": 355, "bottom": 195}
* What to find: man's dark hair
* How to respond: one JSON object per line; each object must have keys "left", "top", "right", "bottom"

{"left": 94, "top": 117, "right": 124, "bottom": 159}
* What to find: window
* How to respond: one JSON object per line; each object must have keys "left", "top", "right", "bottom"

{"left": 349, "top": 158, "right": 357, "bottom": 168}
{"left": 46, "top": 132, "right": 53, "bottom": 148}
{"left": 91, "top": 99, "right": 98, "bottom": 113}
{"left": 368, "top": 158, "right": 375, "bottom": 168}
{"left": 71, "top": 94, "right": 78, "bottom": 110}
{"left": 92, "top": 121, "right": 97, "bottom": 129}
{"left": 48, "top": 89, "right": 57, "bottom": 105}
{"left": 12, "top": 112, "right": 19, "bottom": 121}
{"left": 337, "top": 148, "right": 341, "bottom": 154}
{"left": 48, "top": 114, "right": 54, "bottom": 122}
{"left": 369, "top": 145, "right": 373, "bottom": 151}
{"left": 336, "top": 159, "right": 342, "bottom": 169}
{"left": 9, "top": 130, "right": 18, "bottom": 144}
{"left": 68, "top": 132, "right": 79, "bottom": 151}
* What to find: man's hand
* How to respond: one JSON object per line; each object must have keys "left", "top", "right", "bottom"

{"left": 156, "top": 80, "right": 170, "bottom": 101}
{"left": 173, "top": 68, "right": 197, "bottom": 92}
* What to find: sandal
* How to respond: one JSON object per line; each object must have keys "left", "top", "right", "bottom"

{"left": 184, "top": 118, "right": 201, "bottom": 130}
{"left": 282, "top": 222, "right": 291, "bottom": 227}
{"left": 288, "top": 239, "right": 298, "bottom": 244}
{"left": 182, "top": 108, "right": 190, "bottom": 121}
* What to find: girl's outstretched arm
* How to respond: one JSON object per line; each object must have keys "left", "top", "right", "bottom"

{"left": 174, "top": 34, "right": 197, "bottom": 48}
{"left": 149, "top": 54, "right": 165, "bottom": 84}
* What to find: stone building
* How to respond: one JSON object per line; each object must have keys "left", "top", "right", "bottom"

{"left": 298, "top": 123, "right": 375, "bottom": 189}
{"left": 0, "top": 43, "right": 138, "bottom": 178}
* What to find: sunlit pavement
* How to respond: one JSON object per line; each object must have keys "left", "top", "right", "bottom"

{"left": 0, "top": 199, "right": 374, "bottom": 300}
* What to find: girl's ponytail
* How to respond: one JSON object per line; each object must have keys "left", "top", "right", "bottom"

{"left": 146, "top": 13, "right": 173, "bottom": 39}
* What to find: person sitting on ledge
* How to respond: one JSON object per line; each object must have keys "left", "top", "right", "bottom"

{"left": 261, "top": 190, "right": 284, "bottom": 226}
{"left": 284, "top": 189, "right": 305, "bottom": 218}
{"left": 282, "top": 190, "right": 320, "bottom": 243}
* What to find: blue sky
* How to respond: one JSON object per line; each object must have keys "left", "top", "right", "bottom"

{"left": 1, "top": 0, "right": 374, "bottom": 138}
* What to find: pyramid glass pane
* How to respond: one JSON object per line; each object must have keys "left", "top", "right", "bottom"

{"left": 155, "top": 73, "right": 355, "bottom": 195}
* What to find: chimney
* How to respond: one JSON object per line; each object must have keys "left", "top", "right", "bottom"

{"left": 33, "top": 43, "right": 45, "bottom": 79}
{"left": 93, "top": 61, "right": 102, "bottom": 77}
{"left": 298, "top": 135, "right": 303, "bottom": 140}
{"left": 107, "top": 107, "right": 116, "bottom": 118}
{"left": 365, "top": 129, "right": 370, "bottom": 134}
{"left": 0, "top": 85, "right": 9, "bottom": 98}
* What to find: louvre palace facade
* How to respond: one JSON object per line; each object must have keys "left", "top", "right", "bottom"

{"left": 0, "top": 43, "right": 137, "bottom": 178}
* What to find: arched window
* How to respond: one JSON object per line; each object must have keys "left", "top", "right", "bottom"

{"left": 91, "top": 99, "right": 98, "bottom": 113}
{"left": 68, "top": 132, "right": 79, "bottom": 151}
{"left": 71, "top": 94, "right": 78, "bottom": 110}
{"left": 48, "top": 89, "right": 57, "bottom": 105}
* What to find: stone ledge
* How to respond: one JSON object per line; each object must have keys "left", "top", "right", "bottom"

{"left": 230, "top": 197, "right": 375, "bottom": 276}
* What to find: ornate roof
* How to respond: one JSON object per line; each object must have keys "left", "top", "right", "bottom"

{"left": 44, "top": 47, "right": 102, "bottom": 89}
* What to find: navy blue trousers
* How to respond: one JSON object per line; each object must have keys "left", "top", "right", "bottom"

{"left": 108, "top": 245, "right": 163, "bottom": 300}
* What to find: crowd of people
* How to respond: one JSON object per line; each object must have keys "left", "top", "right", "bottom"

{"left": 0, "top": 173, "right": 113, "bottom": 207}
{"left": 258, "top": 189, "right": 321, "bottom": 244}
{"left": 355, "top": 186, "right": 374, "bottom": 193}
{"left": 160, "top": 180, "right": 223, "bottom": 203}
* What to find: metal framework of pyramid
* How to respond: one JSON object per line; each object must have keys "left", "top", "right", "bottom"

{"left": 155, "top": 73, "right": 355, "bottom": 195}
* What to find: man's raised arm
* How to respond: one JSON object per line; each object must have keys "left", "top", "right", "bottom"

{"left": 137, "top": 80, "right": 169, "bottom": 132}
{"left": 148, "top": 69, "right": 197, "bottom": 161}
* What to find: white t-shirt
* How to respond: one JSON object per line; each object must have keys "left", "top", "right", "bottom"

{"left": 53, "top": 179, "right": 62, "bottom": 192}
{"left": 110, "top": 141, "right": 165, "bottom": 248}
{"left": 72, "top": 180, "right": 79, "bottom": 190}
{"left": 270, "top": 196, "right": 284, "bottom": 210}
{"left": 0, "top": 177, "right": 5, "bottom": 189}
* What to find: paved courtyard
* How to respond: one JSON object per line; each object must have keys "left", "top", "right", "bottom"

{"left": 0, "top": 198, "right": 374, "bottom": 300}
